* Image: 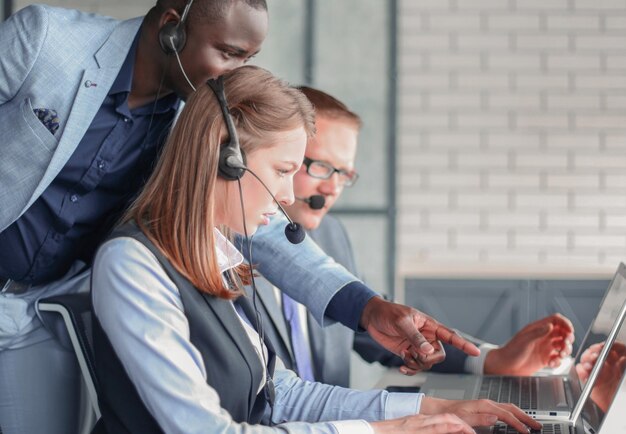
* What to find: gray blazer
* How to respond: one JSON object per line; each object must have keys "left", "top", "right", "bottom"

{"left": 250, "top": 215, "right": 356, "bottom": 387}
{"left": 252, "top": 215, "right": 399, "bottom": 387}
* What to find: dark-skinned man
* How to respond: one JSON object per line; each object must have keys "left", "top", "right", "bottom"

{"left": 0, "top": 1, "right": 478, "bottom": 432}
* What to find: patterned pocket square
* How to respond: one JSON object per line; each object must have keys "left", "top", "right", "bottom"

{"left": 33, "top": 108, "right": 60, "bottom": 135}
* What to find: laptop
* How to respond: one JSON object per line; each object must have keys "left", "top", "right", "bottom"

{"left": 476, "top": 295, "right": 626, "bottom": 434}
{"left": 593, "top": 353, "right": 626, "bottom": 433}
{"left": 419, "top": 262, "right": 626, "bottom": 420}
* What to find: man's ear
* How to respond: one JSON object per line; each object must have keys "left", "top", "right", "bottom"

{"left": 158, "top": 7, "right": 183, "bottom": 28}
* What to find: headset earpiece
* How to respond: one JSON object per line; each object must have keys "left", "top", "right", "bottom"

{"left": 158, "top": 0, "right": 194, "bottom": 54}
{"left": 218, "top": 145, "right": 246, "bottom": 181}
{"left": 207, "top": 77, "right": 247, "bottom": 181}
{"left": 159, "top": 20, "right": 187, "bottom": 54}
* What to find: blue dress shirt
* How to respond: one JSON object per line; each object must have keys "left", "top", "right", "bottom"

{"left": 92, "top": 235, "right": 423, "bottom": 434}
{"left": 0, "top": 30, "right": 179, "bottom": 285}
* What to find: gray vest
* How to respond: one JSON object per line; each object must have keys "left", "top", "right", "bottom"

{"left": 94, "top": 223, "right": 274, "bottom": 433}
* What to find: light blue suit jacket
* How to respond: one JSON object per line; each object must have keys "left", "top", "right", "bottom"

{"left": 0, "top": 5, "right": 141, "bottom": 232}
{"left": 0, "top": 5, "right": 360, "bottom": 325}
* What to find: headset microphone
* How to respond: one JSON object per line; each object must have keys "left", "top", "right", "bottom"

{"left": 244, "top": 169, "right": 306, "bottom": 245}
{"left": 296, "top": 195, "right": 325, "bottom": 210}
{"left": 284, "top": 222, "right": 305, "bottom": 244}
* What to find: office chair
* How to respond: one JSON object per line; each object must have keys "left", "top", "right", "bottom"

{"left": 38, "top": 293, "right": 101, "bottom": 420}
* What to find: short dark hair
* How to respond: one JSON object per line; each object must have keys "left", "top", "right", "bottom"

{"left": 297, "top": 86, "right": 362, "bottom": 129}
{"left": 154, "top": 0, "right": 267, "bottom": 24}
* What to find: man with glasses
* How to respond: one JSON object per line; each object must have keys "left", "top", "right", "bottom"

{"left": 302, "top": 157, "right": 359, "bottom": 187}
{"left": 247, "top": 86, "right": 371, "bottom": 387}
{"left": 249, "top": 86, "right": 575, "bottom": 388}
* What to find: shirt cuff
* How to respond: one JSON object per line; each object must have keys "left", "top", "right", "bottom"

{"left": 464, "top": 343, "right": 499, "bottom": 374}
{"left": 385, "top": 392, "right": 424, "bottom": 419}
{"left": 330, "top": 420, "right": 374, "bottom": 434}
{"left": 325, "top": 282, "right": 379, "bottom": 331}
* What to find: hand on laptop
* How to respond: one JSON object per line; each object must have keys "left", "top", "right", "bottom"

{"left": 484, "top": 313, "right": 574, "bottom": 375}
{"left": 420, "top": 397, "right": 542, "bottom": 433}
{"left": 371, "top": 412, "right": 476, "bottom": 434}
{"left": 361, "top": 297, "right": 480, "bottom": 375}
{"left": 576, "top": 341, "right": 626, "bottom": 412}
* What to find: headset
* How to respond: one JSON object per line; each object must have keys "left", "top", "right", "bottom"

{"left": 158, "top": 0, "right": 194, "bottom": 55}
{"left": 159, "top": 0, "right": 198, "bottom": 92}
{"left": 205, "top": 74, "right": 276, "bottom": 418}
{"left": 206, "top": 76, "right": 306, "bottom": 243}
{"left": 205, "top": 75, "right": 311, "bottom": 422}
{"left": 206, "top": 77, "right": 247, "bottom": 180}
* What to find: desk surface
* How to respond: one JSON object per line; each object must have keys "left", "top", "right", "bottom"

{"left": 374, "top": 357, "right": 574, "bottom": 391}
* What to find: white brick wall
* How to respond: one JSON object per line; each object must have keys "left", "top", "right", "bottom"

{"left": 12, "top": 0, "right": 624, "bottom": 277}
{"left": 398, "top": 0, "right": 626, "bottom": 275}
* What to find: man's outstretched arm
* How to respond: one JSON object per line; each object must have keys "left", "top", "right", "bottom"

{"left": 245, "top": 216, "right": 481, "bottom": 368}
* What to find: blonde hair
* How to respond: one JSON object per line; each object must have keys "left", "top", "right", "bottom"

{"left": 124, "top": 66, "right": 315, "bottom": 298}
{"left": 297, "top": 86, "right": 361, "bottom": 128}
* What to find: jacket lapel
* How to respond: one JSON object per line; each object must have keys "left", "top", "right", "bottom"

{"left": 26, "top": 18, "right": 143, "bottom": 217}
{"left": 253, "top": 278, "right": 294, "bottom": 363}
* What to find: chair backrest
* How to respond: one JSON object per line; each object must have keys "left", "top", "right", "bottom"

{"left": 38, "top": 293, "right": 101, "bottom": 419}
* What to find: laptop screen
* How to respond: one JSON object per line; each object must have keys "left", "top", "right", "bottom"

{"left": 579, "top": 296, "right": 626, "bottom": 432}
{"left": 574, "top": 263, "right": 626, "bottom": 363}
{"left": 593, "top": 362, "right": 626, "bottom": 432}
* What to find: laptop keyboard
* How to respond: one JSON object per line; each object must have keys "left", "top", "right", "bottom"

{"left": 478, "top": 376, "right": 538, "bottom": 409}
{"left": 493, "top": 423, "right": 564, "bottom": 434}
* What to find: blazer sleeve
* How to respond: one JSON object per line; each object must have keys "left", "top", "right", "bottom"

{"left": 239, "top": 215, "right": 364, "bottom": 327}
{"left": 0, "top": 5, "right": 49, "bottom": 105}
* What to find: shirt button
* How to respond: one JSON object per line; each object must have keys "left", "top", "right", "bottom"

{"left": 123, "top": 117, "right": 130, "bottom": 123}
{"left": 98, "top": 160, "right": 106, "bottom": 170}
{"left": 70, "top": 194, "right": 79, "bottom": 203}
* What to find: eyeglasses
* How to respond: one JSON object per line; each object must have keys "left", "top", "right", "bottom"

{"left": 302, "top": 157, "right": 359, "bottom": 187}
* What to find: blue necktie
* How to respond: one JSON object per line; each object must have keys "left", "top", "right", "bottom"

{"left": 281, "top": 293, "right": 315, "bottom": 382}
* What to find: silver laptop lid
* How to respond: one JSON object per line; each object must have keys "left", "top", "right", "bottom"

{"left": 574, "top": 263, "right": 626, "bottom": 362}
{"left": 561, "top": 263, "right": 626, "bottom": 408}
{"left": 594, "top": 362, "right": 626, "bottom": 433}
{"left": 570, "top": 292, "right": 626, "bottom": 430}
